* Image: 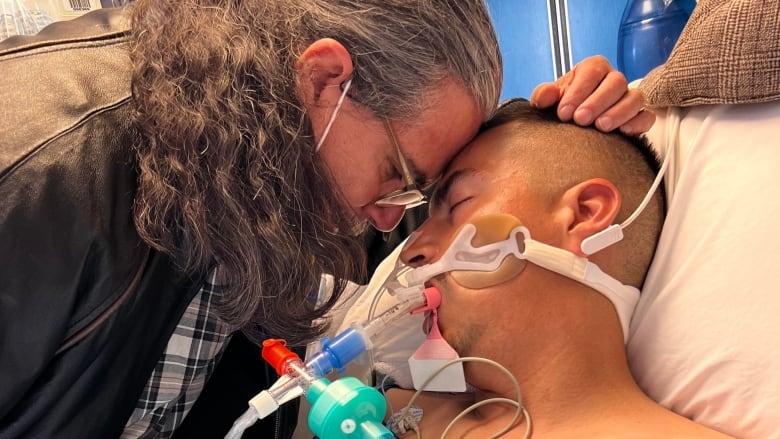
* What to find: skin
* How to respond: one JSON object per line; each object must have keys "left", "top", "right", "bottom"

{"left": 384, "top": 122, "right": 732, "bottom": 438}
{"left": 399, "top": 123, "right": 600, "bottom": 363}
{"left": 295, "top": 39, "right": 652, "bottom": 232}
{"left": 530, "top": 55, "right": 655, "bottom": 135}
{"left": 313, "top": 79, "right": 482, "bottom": 232}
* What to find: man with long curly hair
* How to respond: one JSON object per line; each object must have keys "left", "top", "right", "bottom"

{"left": 0, "top": 1, "right": 649, "bottom": 437}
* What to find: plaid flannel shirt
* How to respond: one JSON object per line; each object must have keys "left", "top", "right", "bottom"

{"left": 122, "top": 267, "right": 232, "bottom": 438}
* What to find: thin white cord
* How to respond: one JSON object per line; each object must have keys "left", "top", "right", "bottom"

{"left": 314, "top": 78, "right": 352, "bottom": 152}
{"left": 442, "top": 399, "right": 531, "bottom": 439}
{"left": 365, "top": 281, "right": 388, "bottom": 386}
{"left": 395, "top": 357, "right": 530, "bottom": 439}
{"left": 381, "top": 365, "right": 422, "bottom": 439}
{"left": 619, "top": 128, "right": 674, "bottom": 229}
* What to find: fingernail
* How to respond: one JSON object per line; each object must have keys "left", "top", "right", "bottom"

{"left": 574, "top": 108, "right": 593, "bottom": 125}
{"left": 559, "top": 105, "right": 574, "bottom": 120}
{"left": 620, "top": 124, "right": 634, "bottom": 135}
{"left": 596, "top": 116, "right": 613, "bottom": 131}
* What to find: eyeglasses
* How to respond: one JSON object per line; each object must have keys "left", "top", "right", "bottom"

{"left": 374, "top": 119, "right": 438, "bottom": 209}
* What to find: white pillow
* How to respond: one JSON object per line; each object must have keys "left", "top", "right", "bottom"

{"left": 628, "top": 102, "right": 780, "bottom": 439}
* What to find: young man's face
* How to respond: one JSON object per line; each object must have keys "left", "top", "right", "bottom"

{"left": 399, "top": 122, "right": 564, "bottom": 358}
{"left": 314, "top": 78, "right": 484, "bottom": 232}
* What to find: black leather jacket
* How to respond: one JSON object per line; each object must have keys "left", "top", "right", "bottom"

{"left": 0, "top": 9, "right": 218, "bottom": 438}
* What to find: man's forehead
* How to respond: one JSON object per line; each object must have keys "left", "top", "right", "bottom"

{"left": 449, "top": 127, "right": 514, "bottom": 171}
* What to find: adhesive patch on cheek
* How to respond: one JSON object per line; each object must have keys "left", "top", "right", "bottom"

{"left": 450, "top": 214, "right": 528, "bottom": 289}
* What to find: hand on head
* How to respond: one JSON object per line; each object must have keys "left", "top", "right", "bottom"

{"left": 530, "top": 55, "right": 654, "bottom": 135}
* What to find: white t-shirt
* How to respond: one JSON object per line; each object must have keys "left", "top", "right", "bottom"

{"left": 628, "top": 102, "right": 780, "bottom": 439}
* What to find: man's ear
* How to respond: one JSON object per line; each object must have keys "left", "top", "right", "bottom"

{"left": 295, "top": 38, "right": 354, "bottom": 102}
{"left": 555, "top": 178, "right": 621, "bottom": 256}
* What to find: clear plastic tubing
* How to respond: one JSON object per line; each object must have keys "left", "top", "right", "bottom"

{"left": 225, "top": 287, "right": 436, "bottom": 439}
{"left": 308, "top": 292, "right": 426, "bottom": 376}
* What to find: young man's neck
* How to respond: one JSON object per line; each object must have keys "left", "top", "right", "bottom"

{"left": 460, "top": 280, "right": 636, "bottom": 427}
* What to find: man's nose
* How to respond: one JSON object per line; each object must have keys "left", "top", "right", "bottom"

{"left": 362, "top": 204, "right": 406, "bottom": 233}
{"left": 399, "top": 226, "right": 441, "bottom": 268}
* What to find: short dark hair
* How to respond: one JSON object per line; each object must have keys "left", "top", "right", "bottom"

{"left": 484, "top": 98, "right": 663, "bottom": 179}
{"left": 480, "top": 98, "right": 666, "bottom": 287}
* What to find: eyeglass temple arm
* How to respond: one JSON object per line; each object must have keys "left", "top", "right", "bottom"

{"left": 383, "top": 119, "right": 416, "bottom": 187}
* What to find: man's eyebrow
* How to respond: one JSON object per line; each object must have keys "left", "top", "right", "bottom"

{"left": 431, "top": 169, "right": 475, "bottom": 210}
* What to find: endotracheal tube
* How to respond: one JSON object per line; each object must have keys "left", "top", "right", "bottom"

{"left": 224, "top": 285, "right": 438, "bottom": 439}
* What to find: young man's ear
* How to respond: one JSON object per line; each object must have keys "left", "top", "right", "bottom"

{"left": 295, "top": 38, "right": 354, "bottom": 103}
{"left": 554, "top": 178, "right": 621, "bottom": 256}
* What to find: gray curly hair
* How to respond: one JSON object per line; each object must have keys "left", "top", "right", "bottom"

{"left": 128, "top": 0, "right": 502, "bottom": 345}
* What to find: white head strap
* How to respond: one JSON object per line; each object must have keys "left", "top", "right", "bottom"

{"left": 391, "top": 224, "right": 639, "bottom": 343}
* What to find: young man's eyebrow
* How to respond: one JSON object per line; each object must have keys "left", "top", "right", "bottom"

{"left": 430, "top": 169, "right": 475, "bottom": 210}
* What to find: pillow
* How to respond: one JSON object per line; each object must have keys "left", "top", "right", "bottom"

{"left": 628, "top": 102, "right": 780, "bottom": 439}
{"left": 640, "top": 0, "right": 780, "bottom": 107}
{"left": 632, "top": 4, "right": 780, "bottom": 434}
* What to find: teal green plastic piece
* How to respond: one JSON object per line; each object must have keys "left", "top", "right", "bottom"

{"left": 306, "top": 377, "right": 394, "bottom": 438}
